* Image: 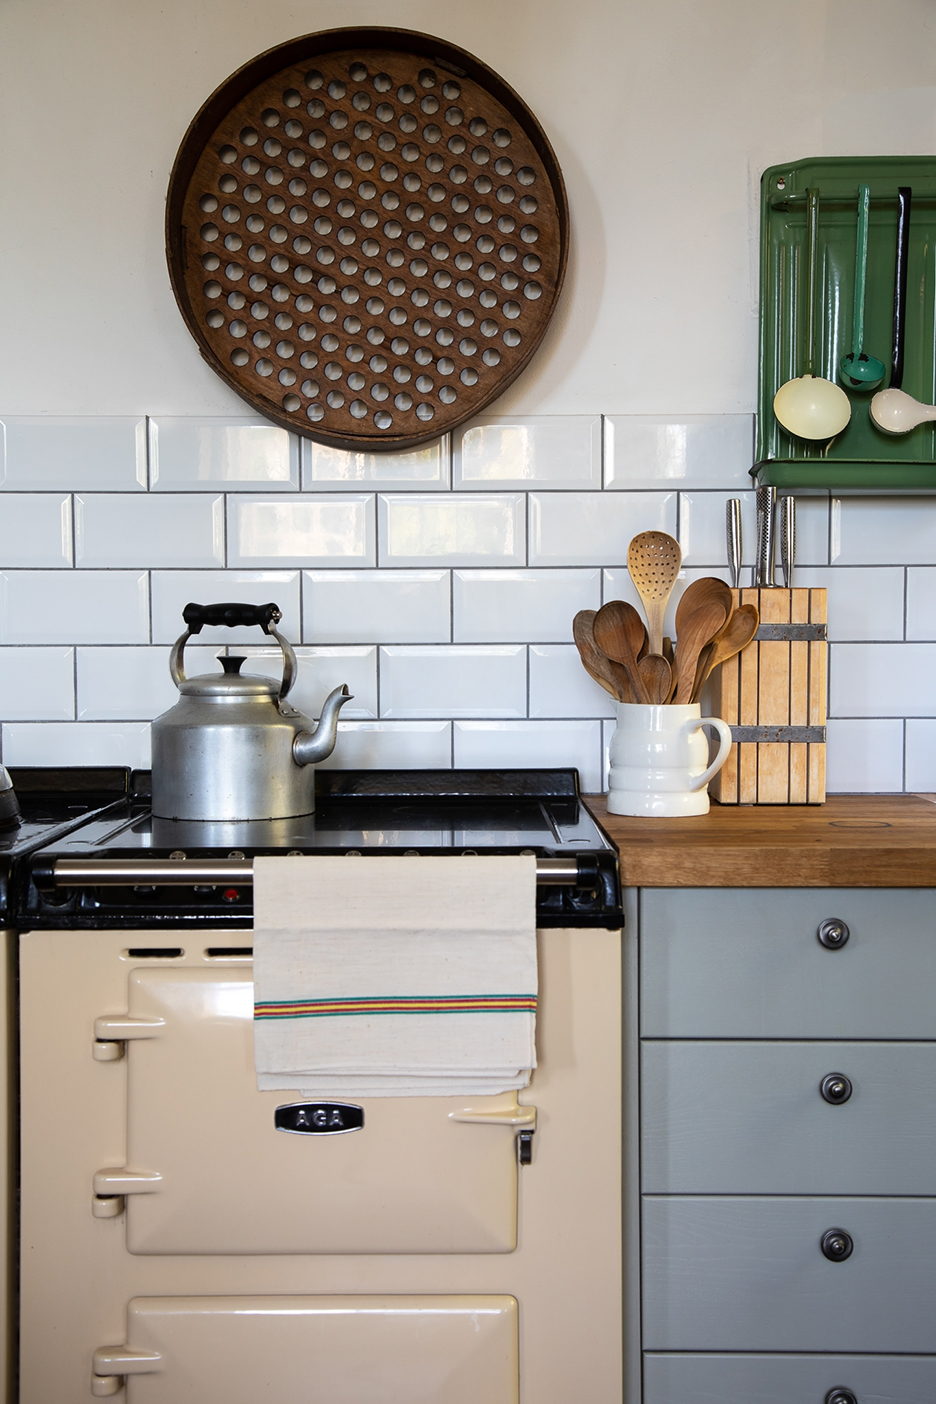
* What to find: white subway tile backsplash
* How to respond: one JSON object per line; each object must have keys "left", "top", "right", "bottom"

{"left": 0, "top": 571, "right": 149, "bottom": 644}
{"left": 75, "top": 494, "right": 225, "bottom": 568}
{"left": 453, "top": 417, "right": 601, "bottom": 490}
{"left": 2, "top": 721, "right": 151, "bottom": 768}
{"left": 227, "top": 494, "right": 375, "bottom": 567}
{"left": 906, "top": 567, "right": 936, "bottom": 640}
{"left": 239, "top": 646, "right": 378, "bottom": 719}
{"left": 316, "top": 720, "right": 452, "bottom": 770}
{"left": 304, "top": 438, "right": 450, "bottom": 490}
{"left": 604, "top": 415, "right": 754, "bottom": 490}
{"left": 76, "top": 645, "right": 215, "bottom": 720}
{"left": 529, "top": 645, "right": 615, "bottom": 719}
{"left": 831, "top": 496, "right": 936, "bottom": 565}
{"left": 0, "top": 495, "right": 73, "bottom": 567}
{"left": 794, "top": 567, "right": 905, "bottom": 641}
{"left": 303, "top": 570, "right": 450, "bottom": 644}
{"left": 380, "top": 645, "right": 526, "bottom": 719}
{"left": 150, "top": 570, "right": 300, "bottom": 646}
{"left": 453, "top": 569, "right": 600, "bottom": 643}
{"left": 379, "top": 493, "right": 525, "bottom": 567}
{"left": 825, "top": 718, "right": 904, "bottom": 793}
{"left": 454, "top": 720, "right": 603, "bottom": 792}
{"left": 0, "top": 648, "right": 74, "bottom": 720}
{"left": 530, "top": 492, "right": 677, "bottom": 566}
{"left": 0, "top": 417, "right": 146, "bottom": 491}
{"left": 678, "top": 491, "right": 756, "bottom": 567}
{"left": 905, "top": 720, "right": 936, "bottom": 790}
{"left": 149, "top": 417, "right": 299, "bottom": 491}
{"left": 830, "top": 643, "right": 936, "bottom": 717}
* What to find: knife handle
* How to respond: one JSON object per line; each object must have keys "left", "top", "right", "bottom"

{"left": 756, "top": 485, "right": 776, "bottom": 587}
{"left": 726, "top": 499, "right": 742, "bottom": 589}
{"left": 779, "top": 496, "right": 796, "bottom": 588}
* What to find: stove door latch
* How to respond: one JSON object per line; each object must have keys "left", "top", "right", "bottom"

{"left": 92, "top": 1014, "right": 165, "bottom": 1062}
{"left": 91, "top": 1345, "right": 162, "bottom": 1396}
{"left": 449, "top": 1100, "right": 536, "bottom": 1166}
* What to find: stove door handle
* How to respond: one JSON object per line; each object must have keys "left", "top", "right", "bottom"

{"left": 92, "top": 1345, "right": 163, "bottom": 1396}
{"left": 449, "top": 1104, "right": 536, "bottom": 1128}
{"left": 93, "top": 1014, "right": 165, "bottom": 1061}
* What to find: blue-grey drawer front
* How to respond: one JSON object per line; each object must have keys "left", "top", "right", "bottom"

{"left": 644, "top": 1352, "right": 936, "bottom": 1404}
{"left": 643, "top": 1196, "right": 936, "bottom": 1353}
{"left": 641, "top": 888, "right": 936, "bottom": 1038}
{"left": 641, "top": 1040, "right": 936, "bottom": 1194}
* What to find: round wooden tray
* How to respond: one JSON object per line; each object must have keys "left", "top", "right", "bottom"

{"left": 167, "top": 27, "right": 569, "bottom": 451}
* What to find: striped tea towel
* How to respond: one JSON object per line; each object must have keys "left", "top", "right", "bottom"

{"left": 252, "top": 853, "right": 537, "bottom": 1097}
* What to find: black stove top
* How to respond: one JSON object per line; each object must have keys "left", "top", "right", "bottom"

{"left": 20, "top": 769, "right": 622, "bottom": 930}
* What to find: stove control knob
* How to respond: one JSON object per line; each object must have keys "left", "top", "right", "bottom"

{"left": 820, "top": 1073, "right": 853, "bottom": 1104}
{"left": 821, "top": 1229, "right": 854, "bottom": 1262}
{"left": 825, "top": 1391, "right": 857, "bottom": 1404}
{"left": 817, "top": 918, "right": 850, "bottom": 949}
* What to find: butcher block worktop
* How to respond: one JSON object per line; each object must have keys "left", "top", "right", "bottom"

{"left": 584, "top": 793, "right": 936, "bottom": 887}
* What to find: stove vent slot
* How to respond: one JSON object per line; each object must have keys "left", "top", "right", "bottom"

{"left": 205, "top": 946, "right": 254, "bottom": 959}
{"left": 125, "top": 947, "right": 184, "bottom": 959}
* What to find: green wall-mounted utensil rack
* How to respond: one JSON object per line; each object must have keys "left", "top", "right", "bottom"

{"left": 752, "top": 156, "right": 936, "bottom": 493}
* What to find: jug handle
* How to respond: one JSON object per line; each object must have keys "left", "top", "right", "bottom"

{"left": 682, "top": 716, "right": 733, "bottom": 792}
{"left": 169, "top": 602, "right": 297, "bottom": 702}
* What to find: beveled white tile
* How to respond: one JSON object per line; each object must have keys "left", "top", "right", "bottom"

{"left": 454, "top": 416, "right": 601, "bottom": 490}
{"left": 529, "top": 492, "right": 676, "bottom": 567}
{"left": 150, "top": 570, "right": 300, "bottom": 646}
{"left": 315, "top": 720, "right": 452, "bottom": 770}
{"left": 0, "top": 648, "right": 74, "bottom": 720}
{"left": 0, "top": 495, "right": 72, "bottom": 567}
{"left": 0, "top": 417, "right": 146, "bottom": 491}
{"left": 379, "top": 493, "right": 525, "bottom": 567}
{"left": 149, "top": 417, "right": 299, "bottom": 491}
{"left": 906, "top": 720, "right": 936, "bottom": 790}
{"left": 304, "top": 438, "right": 450, "bottom": 490}
{"left": 238, "top": 646, "right": 378, "bottom": 719}
{"left": 2, "top": 721, "right": 151, "bottom": 768}
{"left": 795, "top": 567, "right": 904, "bottom": 641}
{"left": 825, "top": 718, "right": 904, "bottom": 792}
{"left": 380, "top": 645, "right": 526, "bottom": 719}
{"left": 906, "top": 567, "right": 936, "bottom": 640}
{"left": 830, "top": 643, "right": 936, "bottom": 717}
{"left": 0, "top": 571, "right": 149, "bottom": 644}
{"left": 303, "top": 570, "right": 450, "bottom": 644}
{"left": 453, "top": 569, "right": 600, "bottom": 643}
{"left": 76, "top": 645, "right": 218, "bottom": 721}
{"left": 604, "top": 415, "right": 754, "bottom": 490}
{"left": 227, "top": 494, "right": 375, "bottom": 567}
{"left": 75, "top": 495, "right": 225, "bottom": 568}
{"left": 831, "top": 496, "right": 936, "bottom": 565}
{"left": 529, "top": 645, "right": 615, "bottom": 719}
{"left": 454, "top": 720, "right": 603, "bottom": 792}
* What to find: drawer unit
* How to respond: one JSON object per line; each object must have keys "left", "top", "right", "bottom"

{"left": 644, "top": 1353, "right": 936, "bottom": 1404}
{"left": 640, "top": 888, "right": 936, "bottom": 1038}
{"left": 642, "top": 1040, "right": 936, "bottom": 1194}
{"left": 643, "top": 1195, "right": 936, "bottom": 1353}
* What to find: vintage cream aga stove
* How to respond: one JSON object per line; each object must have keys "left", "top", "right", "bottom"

{"left": 16, "top": 769, "right": 623, "bottom": 1402}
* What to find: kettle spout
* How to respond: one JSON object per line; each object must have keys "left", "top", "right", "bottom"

{"left": 292, "top": 684, "right": 353, "bottom": 766}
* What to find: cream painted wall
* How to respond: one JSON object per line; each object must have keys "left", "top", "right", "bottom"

{"left": 3, "top": 0, "right": 936, "bottom": 419}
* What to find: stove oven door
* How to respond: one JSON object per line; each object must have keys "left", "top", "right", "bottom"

{"left": 93, "top": 967, "right": 532, "bottom": 1255}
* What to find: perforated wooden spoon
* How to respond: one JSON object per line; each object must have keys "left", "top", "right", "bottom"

{"left": 627, "top": 532, "right": 682, "bottom": 655}
{"left": 593, "top": 600, "right": 649, "bottom": 704}
{"left": 690, "top": 603, "right": 760, "bottom": 701}
{"left": 573, "top": 610, "right": 633, "bottom": 702}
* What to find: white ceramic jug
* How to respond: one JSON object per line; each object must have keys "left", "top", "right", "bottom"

{"left": 607, "top": 703, "right": 732, "bottom": 817}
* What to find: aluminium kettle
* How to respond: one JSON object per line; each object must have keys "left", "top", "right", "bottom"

{"left": 151, "top": 602, "right": 352, "bottom": 822}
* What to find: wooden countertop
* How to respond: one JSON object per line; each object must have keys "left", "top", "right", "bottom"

{"left": 583, "top": 793, "right": 936, "bottom": 887}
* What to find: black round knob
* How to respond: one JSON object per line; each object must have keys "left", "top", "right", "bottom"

{"left": 820, "top": 1073, "right": 853, "bottom": 1104}
{"left": 821, "top": 1229, "right": 854, "bottom": 1261}
{"left": 826, "top": 1390, "right": 857, "bottom": 1404}
{"left": 817, "top": 918, "right": 850, "bottom": 949}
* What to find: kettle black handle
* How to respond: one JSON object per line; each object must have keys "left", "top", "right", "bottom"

{"left": 182, "top": 602, "right": 282, "bottom": 635}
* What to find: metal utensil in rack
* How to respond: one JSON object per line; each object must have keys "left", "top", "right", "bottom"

{"left": 726, "top": 499, "right": 742, "bottom": 588}
{"left": 779, "top": 495, "right": 796, "bottom": 587}
{"left": 755, "top": 484, "right": 776, "bottom": 586}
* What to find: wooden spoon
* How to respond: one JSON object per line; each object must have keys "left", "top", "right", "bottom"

{"left": 674, "top": 576, "right": 733, "bottom": 643}
{"left": 637, "top": 653, "right": 672, "bottom": 706}
{"left": 690, "top": 604, "right": 760, "bottom": 702}
{"left": 627, "top": 531, "right": 682, "bottom": 655}
{"left": 573, "top": 610, "right": 633, "bottom": 702}
{"left": 593, "top": 600, "right": 650, "bottom": 704}
{"left": 673, "top": 598, "right": 729, "bottom": 705}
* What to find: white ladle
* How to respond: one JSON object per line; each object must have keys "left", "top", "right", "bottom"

{"left": 868, "top": 387, "right": 936, "bottom": 434}
{"left": 773, "top": 187, "right": 852, "bottom": 441}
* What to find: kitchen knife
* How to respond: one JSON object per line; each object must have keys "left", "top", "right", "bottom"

{"left": 779, "top": 495, "right": 795, "bottom": 588}
{"left": 755, "top": 484, "right": 776, "bottom": 587}
{"left": 726, "top": 498, "right": 742, "bottom": 589}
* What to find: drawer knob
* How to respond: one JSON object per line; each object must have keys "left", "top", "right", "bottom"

{"left": 817, "top": 918, "right": 850, "bottom": 949}
{"left": 826, "top": 1391, "right": 857, "bottom": 1404}
{"left": 821, "top": 1228, "right": 854, "bottom": 1261}
{"left": 820, "top": 1073, "right": 853, "bottom": 1104}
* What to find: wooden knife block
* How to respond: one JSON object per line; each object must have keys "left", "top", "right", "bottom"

{"left": 709, "top": 587, "right": 827, "bottom": 805}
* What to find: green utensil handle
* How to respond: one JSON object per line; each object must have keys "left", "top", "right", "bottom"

{"left": 851, "top": 184, "right": 870, "bottom": 357}
{"left": 804, "top": 188, "right": 819, "bottom": 377}
{"left": 891, "top": 186, "right": 912, "bottom": 390}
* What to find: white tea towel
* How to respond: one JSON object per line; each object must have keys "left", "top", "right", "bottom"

{"left": 253, "top": 854, "right": 537, "bottom": 1097}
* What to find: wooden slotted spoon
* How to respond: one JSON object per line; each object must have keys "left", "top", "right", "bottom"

{"left": 573, "top": 610, "right": 634, "bottom": 702}
{"left": 690, "top": 603, "right": 760, "bottom": 702}
{"left": 627, "top": 532, "right": 682, "bottom": 656}
{"left": 593, "top": 600, "right": 649, "bottom": 704}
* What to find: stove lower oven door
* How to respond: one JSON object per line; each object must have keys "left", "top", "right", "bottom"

{"left": 19, "top": 926, "right": 622, "bottom": 1404}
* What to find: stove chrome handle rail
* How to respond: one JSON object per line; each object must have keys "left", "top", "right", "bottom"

{"left": 46, "top": 855, "right": 591, "bottom": 888}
